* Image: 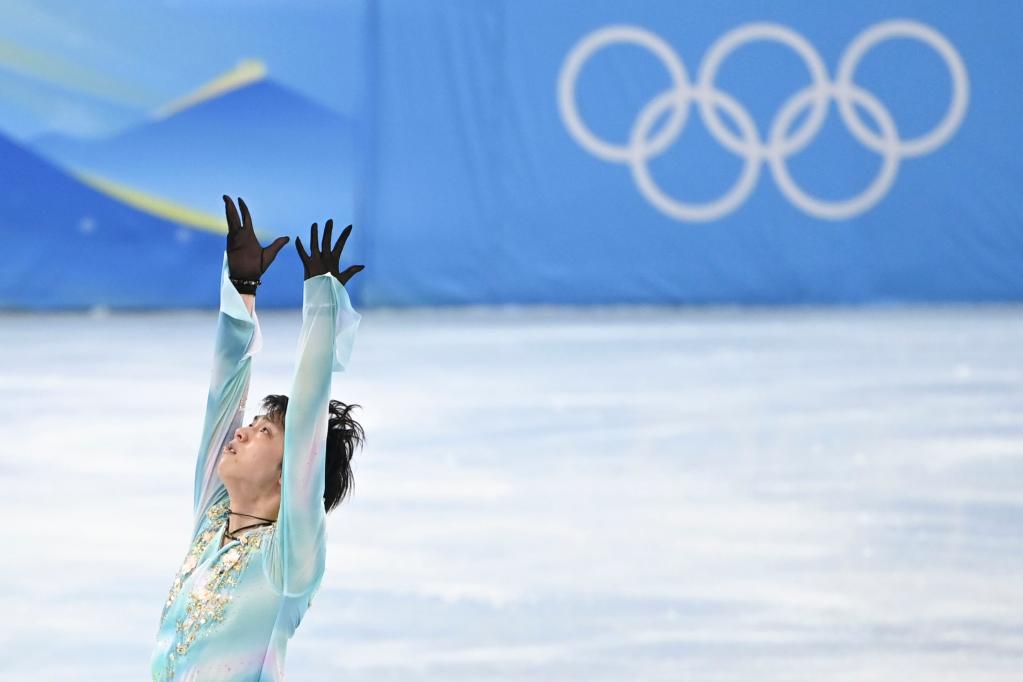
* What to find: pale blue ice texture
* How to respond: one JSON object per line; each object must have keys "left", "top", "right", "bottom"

{"left": 1, "top": 304, "right": 1021, "bottom": 681}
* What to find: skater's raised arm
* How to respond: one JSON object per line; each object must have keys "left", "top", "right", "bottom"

{"left": 191, "top": 196, "right": 289, "bottom": 527}
{"left": 265, "top": 219, "right": 363, "bottom": 597}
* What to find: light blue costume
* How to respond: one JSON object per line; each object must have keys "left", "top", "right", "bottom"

{"left": 150, "top": 253, "right": 361, "bottom": 681}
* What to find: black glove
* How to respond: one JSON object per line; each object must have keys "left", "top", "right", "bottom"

{"left": 295, "top": 219, "right": 365, "bottom": 285}
{"left": 223, "top": 195, "right": 290, "bottom": 295}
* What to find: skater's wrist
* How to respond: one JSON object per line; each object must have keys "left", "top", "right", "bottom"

{"left": 229, "top": 277, "right": 260, "bottom": 296}
{"left": 240, "top": 293, "right": 255, "bottom": 315}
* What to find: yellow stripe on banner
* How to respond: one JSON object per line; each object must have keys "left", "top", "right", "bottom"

{"left": 71, "top": 171, "right": 280, "bottom": 240}
{"left": 153, "top": 59, "right": 267, "bottom": 120}
{"left": 73, "top": 171, "right": 223, "bottom": 233}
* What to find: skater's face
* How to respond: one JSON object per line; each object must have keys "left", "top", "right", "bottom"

{"left": 217, "top": 414, "right": 284, "bottom": 492}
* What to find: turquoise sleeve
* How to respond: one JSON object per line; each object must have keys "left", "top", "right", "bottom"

{"left": 264, "top": 272, "right": 361, "bottom": 597}
{"left": 191, "top": 253, "right": 262, "bottom": 531}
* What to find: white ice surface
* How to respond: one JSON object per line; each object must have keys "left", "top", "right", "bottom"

{"left": 1, "top": 304, "right": 1021, "bottom": 681}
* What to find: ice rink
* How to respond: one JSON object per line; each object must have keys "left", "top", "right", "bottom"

{"left": 2, "top": 304, "right": 1021, "bottom": 680}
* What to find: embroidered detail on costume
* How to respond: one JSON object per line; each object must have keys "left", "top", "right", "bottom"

{"left": 158, "top": 499, "right": 274, "bottom": 680}
{"left": 159, "top": 501, "right": 231, "bottom": 625}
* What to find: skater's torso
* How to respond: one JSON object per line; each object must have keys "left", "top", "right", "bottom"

{"left": 151, "top": 494, "right": 321, "bottom": 681}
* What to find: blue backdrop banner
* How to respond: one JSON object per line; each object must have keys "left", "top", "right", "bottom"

{"left": 1, "top": 1, "right": 1021, "bottom": 307}
{"left": 359, "top": 0, "right": 1023, "bottom": 305}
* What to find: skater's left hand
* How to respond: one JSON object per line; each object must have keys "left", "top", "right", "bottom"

{"left": 295, "top": 219, "right": 365, "bottom": 286}
{"left": 223, "top": 195, "right": 290, "bottom": 295}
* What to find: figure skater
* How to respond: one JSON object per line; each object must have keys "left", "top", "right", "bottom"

{"left": 150, "top": 196, "right": 365, "bottom": 680}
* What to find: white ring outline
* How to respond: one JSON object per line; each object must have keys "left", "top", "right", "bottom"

{"left": 836, "top": 19, "right": 970, "bottom": 157}
{"left": 629, "top": 89, "right": 762, "bottom": 222}
{"left": 557, "top": 25, "right": 691, "bottom": 163}
{"left": 769, "top": 84, "right": 901, "bottom": 220}
{"left": 697, "top": 22, "right": 831, "bottom": 158}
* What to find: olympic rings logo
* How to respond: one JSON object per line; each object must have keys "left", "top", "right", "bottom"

{"left": 557, "top": 20, "right": 969, "bottom": 221}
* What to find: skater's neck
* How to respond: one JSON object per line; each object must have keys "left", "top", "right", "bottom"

{"left": 224, "top": 487, "right": 280, "bottom": 534}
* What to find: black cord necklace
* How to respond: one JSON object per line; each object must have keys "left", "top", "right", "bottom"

{"left": 224, "top": 509, "right": 277, "bottom": 542}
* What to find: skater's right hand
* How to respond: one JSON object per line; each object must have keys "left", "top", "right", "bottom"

{"left": 223, "top": 195, "right": 290, "bottom": 295}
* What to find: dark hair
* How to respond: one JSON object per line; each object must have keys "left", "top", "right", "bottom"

{"left": 259, "top": 394, "right": 365, "bottom": 514}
